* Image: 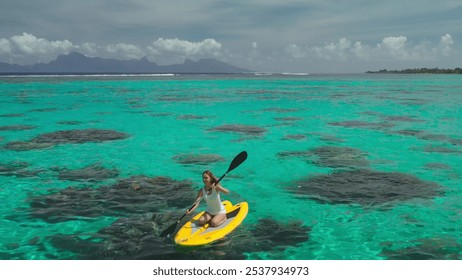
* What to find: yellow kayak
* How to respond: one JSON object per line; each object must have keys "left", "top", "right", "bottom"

{"left": 174, "top": 200, "right": 248, "bottom": 246}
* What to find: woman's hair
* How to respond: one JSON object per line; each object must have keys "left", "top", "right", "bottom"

{"left": 202, "top": 170, "right": 218, "bottom": 184}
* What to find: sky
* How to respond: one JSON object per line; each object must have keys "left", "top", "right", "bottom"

{"left": 1, "top": 0, "right": 461, "bottom": 73}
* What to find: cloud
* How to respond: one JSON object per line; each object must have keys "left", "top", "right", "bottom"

{"left": 376, "top": 34, "right": 455, "bottom": 60}
{"left": 9, "top": 33, "right": 73, "bottom": 55}
{"left": 0, "top": 33, "right": 76, "bottom": 64}
{"left": 312, "top": 38, "right": 353, "bottom": 61}
{"left": 148, "top": 38, "right": 222, "bottom": 56}
{"left": 105, "top": 43, "right": 144, "bottom": 59}
{"left": 0, "top": 38, "right": 12, "bottom": 53}
{"left": 376, "top": 36, "right": 428, "bottom": 60}
{"left": 146, "top": 38, "right": 223, "bottom": 64}
{"left": 0, "top": 33, "right": 225, "bottom": 65}
{"left": 438, "top": 33, "right": 453, "bottom": 56}
{"left": 0, "top": 32, "right": 457, "bottom": 72}
{"left": 285, "top": 44, "right": 307, "bottom": 59}
{"left": 80, "top": 42, "right": 144, "bottom": 60}
{"left": 351, "top": 42, "right": 371, "bottom": 60}
{"left": 285, "top": 34, "right": 455, "bottom": 63}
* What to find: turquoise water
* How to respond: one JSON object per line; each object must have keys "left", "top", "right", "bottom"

{"left": 0, "top": 74, "right": 461, "bottom": 260}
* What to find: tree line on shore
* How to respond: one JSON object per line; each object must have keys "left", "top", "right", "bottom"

{"left": 366, "top": 68, "right": 462, "bottom": 74}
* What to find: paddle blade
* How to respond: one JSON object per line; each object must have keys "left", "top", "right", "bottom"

{"left": 228, "top": 151, "right": 248, "bottom": 172}
{"left": 216, "top": 151, "right": 248, "bottom": 184}
{"left": 159, "top": 212, "right": 188, "bottom": 237}
{"left": 159, "top": 222, "right": 177, "bottom": 237}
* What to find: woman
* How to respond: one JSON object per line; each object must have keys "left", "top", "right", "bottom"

{"left": 186, "top": 170, "right": 229, "bottom": 227}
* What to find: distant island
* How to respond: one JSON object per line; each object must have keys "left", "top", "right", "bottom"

{"left": 366, "top": 68, "right": 462, "bottom": 74}
{"left": 0, "top": 52, "right": 250, "bottom": 74}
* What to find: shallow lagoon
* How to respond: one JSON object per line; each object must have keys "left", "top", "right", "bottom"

{"left": 1, "top": 74, "right": 461, "bottom": 259}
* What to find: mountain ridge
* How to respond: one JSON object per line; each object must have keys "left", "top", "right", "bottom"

{"left": 0, "top": 52, "right": 250, "bottom": 74}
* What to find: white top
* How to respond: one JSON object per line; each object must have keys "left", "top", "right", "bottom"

{"left": 203, "top": 187, "right": 226, "bottom": 215}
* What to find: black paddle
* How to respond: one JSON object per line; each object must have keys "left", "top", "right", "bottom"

{"left": 159, "top": 151, "right": 248, "bottom": 237}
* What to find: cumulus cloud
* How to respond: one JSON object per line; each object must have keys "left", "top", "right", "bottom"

{"left": 376, "top": 36, "right": 427, "bottom": 60}
{"left": 0, "top": 33, "right": 225, "bottom": 65}
{"left": 105, "top": 43, "right": 144, "bottom": 59}
{"left": 312, "top": 38, "right": 353, "bottom": 61}
{"left": 351, "top": 41, "right": 371, "bottom": 60}
{"left": 147, "top": 38, "right": 222, "bottom": 64}
{"left": 438, "top": 34, "right": 453, "bottom": 56}
{"left": 9, "top": 33, "right": 73, "bottom": 55}
{"left": 0, "top": 38, "right": 12, "bottom": 53}
{"left": 286, "top": 34, "right": 455, "bottom": 63}
{"left": 0, "top": 33, "right": 76, "bottom": 64}
{"left": 79, "top": 42, "right": 144, "bottom": 60}
{"left": 79, "top": 42, "right": 99, "bottom": 56}
{"left": 0, "top": 32, "right": 457, "bottom": 71}
{"left": 285, "top": 44, "right": 307, "bottom": 59}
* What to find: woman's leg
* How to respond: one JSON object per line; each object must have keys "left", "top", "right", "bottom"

{"left": 198, "top": 212, "right": 212, "bottom": 226}
{"left": 210, "top": 213, "right": 227, "bottom": 227}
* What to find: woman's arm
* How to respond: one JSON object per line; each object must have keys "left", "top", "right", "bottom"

{"left": 214, "top": 183, "right": 229, "bottom": 195}
{"left": 186, "top": 189, "right": 203, "bottom": 214}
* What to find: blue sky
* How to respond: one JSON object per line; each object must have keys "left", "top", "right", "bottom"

{"left": 1, "top": 0, "right": 461, "bottom": 73}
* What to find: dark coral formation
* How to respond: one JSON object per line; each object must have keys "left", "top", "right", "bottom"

{"left": 4, "top": 129, "right": 129, "bottom": 151}
{"left": 173, "top": 153, "right": 226, "bottom": 165}
{"left": 177, "top": 114, "right": 210, "bottom": 120}
{"left": 25, "top": 176, "right": 196, "bottom": 223}
{"left": 3, "top": 141, "right": 54, "bottom": 151}
{"left": 309, "top": 146, "right": 369, "bottom": 169}
{"left": 422, "top": 145, "right": 462, "bottom": 154}
{"left": 208, "top": 124, "right": 266, "bottom": 136}
{"left": 30, "top": 108, "right": 59, "bottom": 112}
{"left": 0, "top": 114, "right": 25, "bottom": 118}
{"left": 281, "top": 134, "right": 306, "bottom": 141}
{"left": 14, "top": 177, "right": 311, "bottom": 259}
{"left": 359, "top": 112, "right": 425, "bottom": 124}
{"left": 423, "top": 163, "right": 452, "bottom": 170}
{"left": 380, "top": 238, "right": 462, "bottom": 260}
{"left": 0, "top": 161, "right": 43, "bottom": 177}
{"left": 278, "top": 146, "right": 369, "bottom": 169}
{"left": 328, "top": 115, "right": 462, "bottom": 150}
{"left": 274, "top": 117, "right": 304, "bottom": 122}
{"left": 263, "top": 108, "right": 300, "bottom": 113}
{"left": 249, "top": 218, "right": 310, "bottom": 251}
{"left": 46, "top": 216, "right": 311, "bottom": 260}
{"left": 319, "top": 134, "right": 345, "bottom": 143}
{"left": 33, "top": 129, "right": 129, "bottom": 144}
{"left": 390, "top": 129, "right": 462, "bottom": 147}
{"left": 53, "top": 164, "right": 119, "bottom": 182}
{"left": 288, "top": 169, "right": 443, "bottom": 206}
{"left": 1, "top": 161, "right": 29, "bottom": 174}
{"left": 382, "top": 115, "right": 425, "bottom": 123}
{"left": 57, "top": 121, "right": 84, "bottom": 125}
{"left": 0, "top": 125, "right": 37, "bottom": 131}
{"left": 328, "top": 120, "right": 395, "bottom": 130}
{"left": 49, "top": 216, "right": 179, "bottom": 260}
